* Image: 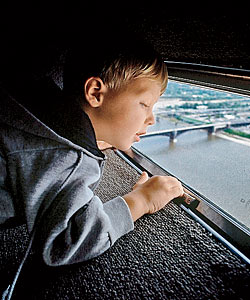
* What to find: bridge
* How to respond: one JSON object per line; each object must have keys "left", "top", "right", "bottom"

{"left": 141, "top": 120, "right": 250, "bottom": 142}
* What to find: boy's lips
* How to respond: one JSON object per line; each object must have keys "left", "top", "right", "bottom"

{"left": 136, "top": 131, "right": 146, "bottom": 136}
{"left": 134, "top": 131, "right": 146, "bottom": 142}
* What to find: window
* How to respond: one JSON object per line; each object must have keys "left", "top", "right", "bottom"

{"left": 133, "top": 79, "right": 250, "bottom": 232}
{"left": 118, "top": 63, "right": 250, "bottom": 260}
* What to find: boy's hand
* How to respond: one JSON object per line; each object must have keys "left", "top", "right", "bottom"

{"left": 124, "top": 172, "right": 183, "bottom": 221}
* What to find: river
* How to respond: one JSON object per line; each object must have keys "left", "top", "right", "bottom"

{"left": 134, "top": 118, "right": 250, "bottom": 231}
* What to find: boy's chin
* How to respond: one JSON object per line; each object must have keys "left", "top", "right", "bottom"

{"left": 97, "top": 141, "right": 113, "bottom": 150}
{"left": 110, "top": 138, "right": 137, "bottom": 152}
{"left": 116, "top": 146, "right": 131, "bottom": 152}
{"left": 116, "top": 142, "right": 133, "bottom": 152}
{"left": 121, "top": 142, "right": 139, "bottom": 152}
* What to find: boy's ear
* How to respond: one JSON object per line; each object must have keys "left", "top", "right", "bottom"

{"left": 84, "top": 77, "right": 107, "bottom": 107}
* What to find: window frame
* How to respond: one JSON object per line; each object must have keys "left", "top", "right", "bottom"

{"left": 166, "top": 61, "right": 250, "bottom": 97}
{"left": 117, "top": 62, "right": 250, "bottom": 263}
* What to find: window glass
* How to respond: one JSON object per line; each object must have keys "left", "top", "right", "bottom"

{"left": 134, "top": 80, "right": 250, "bottom": 231}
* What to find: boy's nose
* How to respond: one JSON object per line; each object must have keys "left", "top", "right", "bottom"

{"left": 146, "top": 112, "right": 155, "bottom": 126}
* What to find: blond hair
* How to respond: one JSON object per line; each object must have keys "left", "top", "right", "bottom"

{"left": 101, "top": 57, "right": 168, "bottom": 95}
{"left": 63, "top": 33, "right": 168, "bottom": 99}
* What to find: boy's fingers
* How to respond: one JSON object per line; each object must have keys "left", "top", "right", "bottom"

{"left": 134, "top": 172, "right": 148, "bottom": 188}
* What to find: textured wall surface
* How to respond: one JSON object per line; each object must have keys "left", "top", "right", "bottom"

{"left": 1, "top": 10, "right": 250, "bottom": 73}
{"left": 1, "top": 150, "right": 249, "bottom": 299}
{"left": 126, "top": 14, "right": 250, "bottom": 70}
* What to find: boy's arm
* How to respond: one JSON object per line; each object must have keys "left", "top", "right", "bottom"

{"left": 36, "top": 162, "right": 134, "bottom": 266}
{"left": 0, "top": 154, "right": 15, "bottom": 223}
{"left": 24, "top": 150, "right": 182, "bottom": 266}
{"left": 38, "top": 169, "right": 182, "bottom": 266}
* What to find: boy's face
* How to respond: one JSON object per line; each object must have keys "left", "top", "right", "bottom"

{"left": 87, "top": 77, "right": 162, "bottom": 151}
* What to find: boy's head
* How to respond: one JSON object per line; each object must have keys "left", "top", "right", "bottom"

{"left": 63, "top": 32, "right": 167, "bottom": 101}
{"left": 63, "top": 32, "right": 168, "bottom": 150}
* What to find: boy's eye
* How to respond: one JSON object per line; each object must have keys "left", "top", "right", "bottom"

{"left": 140, "top": 102, "right": 150, "bottom": 108}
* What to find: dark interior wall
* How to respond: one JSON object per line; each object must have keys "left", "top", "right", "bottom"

{"left": 1, "top": 5, "right": 250, "bottom": 75}
{"left": 126, "top": 14, "right": 250, "bottom": 69}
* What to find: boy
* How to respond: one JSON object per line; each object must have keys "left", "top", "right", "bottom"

{"left": 0, "top": 33, "right": 184, "bottom": 266}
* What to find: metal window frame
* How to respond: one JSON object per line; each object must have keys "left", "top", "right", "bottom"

{"left": 116, "top": 62, "right": 250, "bottom": 263}
{"left": 166, "top": 61, "right": 250, "bottom": 96}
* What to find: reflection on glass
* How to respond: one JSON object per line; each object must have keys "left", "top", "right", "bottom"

{"left": 134, "top": 80, "right": 250, "bottom": 231}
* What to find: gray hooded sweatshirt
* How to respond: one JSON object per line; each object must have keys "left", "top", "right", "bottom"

{"left": 0, "top": 84, "right": 134, "bottom": 266}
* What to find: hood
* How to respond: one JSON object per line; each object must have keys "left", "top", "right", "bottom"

{"left": 0, "top": 82, "right": 105, "bottom": 160}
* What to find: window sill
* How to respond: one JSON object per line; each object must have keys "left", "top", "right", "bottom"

{"left": 115, "top": 147, "right": 250, "bottom": 264}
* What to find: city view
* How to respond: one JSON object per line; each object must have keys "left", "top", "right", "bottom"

{"left": 152, "top": 80, "right": 250, "bottom": 138}
{"left": 134, "top": 80, "right": 250, "bottom": 230}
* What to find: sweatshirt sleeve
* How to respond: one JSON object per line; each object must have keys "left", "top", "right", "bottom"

{"left": 0, "top": 154, "right": 15, "bottom": 223}
{"left": 37, "top": 156, "right": 134, "bottom": 266}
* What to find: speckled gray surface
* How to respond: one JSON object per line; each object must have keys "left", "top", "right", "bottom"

{"left": 1, "top": 149, "right": 249, "bottom": 299}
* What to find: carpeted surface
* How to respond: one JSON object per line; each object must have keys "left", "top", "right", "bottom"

{"left": 1, "top": 149, "right": 249, "bottom": 299}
